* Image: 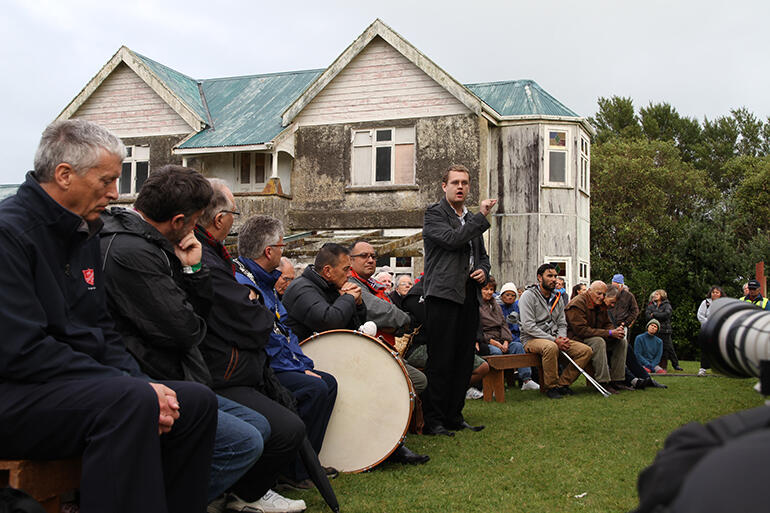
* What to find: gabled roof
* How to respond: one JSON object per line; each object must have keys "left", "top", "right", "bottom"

{"left": 57, "top": 46, "right": 207, "bottom": 131}
{"left": 281, "top": 18, "right": 484, "bottom": 127}
{"left": 59, "top": 20, "right": 591, "bottom": 152}
{"left": 465, "top": 79, "right": 579, "bottom": 118}
{"left": 178, "top": 69, "right": 323, "bottom": 149}
{"left": 133, "top": 52, "right": 210, "bottom": 123}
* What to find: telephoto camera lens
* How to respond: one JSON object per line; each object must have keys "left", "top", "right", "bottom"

{"left": 699, "top": 298, "right": 770, "bottom": 379}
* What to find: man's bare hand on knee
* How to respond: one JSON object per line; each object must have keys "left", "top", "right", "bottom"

{"left": 150, "top": 383, "right": 180, "bottom": 435}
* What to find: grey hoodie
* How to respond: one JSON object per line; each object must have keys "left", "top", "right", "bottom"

{"left": 518, "top": 284, "right": 567, "bottom": 345}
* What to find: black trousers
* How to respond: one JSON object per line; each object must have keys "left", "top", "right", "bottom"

{"left": 216, "top": 385, "right": 306, "bottom": 494}
{"left": 660, "top": 332, "right": 680, "bottom": 367}
{"left": 0, "top": 377, "right": 217, "bottom": 513}
{"left": 276, "top": 370, "right": 337, "bottom": 479}
{"left": 423, "top": 280, "right": 479, "bottom": 429}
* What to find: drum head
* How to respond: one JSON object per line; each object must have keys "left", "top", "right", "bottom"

{"left": 300, "top": 330, "right": 414, "bottom": 473}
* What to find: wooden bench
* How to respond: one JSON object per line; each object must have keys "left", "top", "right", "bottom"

{"left": 0, "top": 459, "right": 81, "bottom": 513}
{"left": 482, "top": 353, "right": 544, "bottom": 403}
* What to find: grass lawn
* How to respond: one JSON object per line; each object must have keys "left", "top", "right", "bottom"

{"left": 291, "top": 361, "right": 760, "bottom": 513}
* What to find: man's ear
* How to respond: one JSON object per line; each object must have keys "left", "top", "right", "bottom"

{"left": 213, "top": 211, "right": 225, "bottom": 230}
{"left": 170, "top": 213, "right": 187, "bottom": 230}
{"left": 53, "top": 163, "right": 75, "bottom": 190}
{"left": 320, "top": 264, "right": 332, "bottom": 279}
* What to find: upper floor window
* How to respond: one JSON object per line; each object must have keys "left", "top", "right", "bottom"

{"left": 239, "top": 153, "right": 267, "bottom": 186}
{"left": 579, "top": 135, "right": 590, "bottom": 194}
{"left": 351, "top": 127, "right": 415, "bottom": 186}
{"left": 544, "top": 127, "right": 571, "bottom": 186}
{"left": 120, "top": 145, "right": 149, "bottom": 195}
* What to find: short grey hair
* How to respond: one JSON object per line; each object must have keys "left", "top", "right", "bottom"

{"left": 34, "top": 119, "right": 126, "bottom": 182}
{"left": 199, "top": 178, "right": 232, "bottom": 227}
{"left": 238, "top": 215, "right": 283, "bottom": 259}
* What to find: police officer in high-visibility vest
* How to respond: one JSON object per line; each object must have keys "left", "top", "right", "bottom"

{"left": 740, "top": 279, "right": 770, "bottom": 310}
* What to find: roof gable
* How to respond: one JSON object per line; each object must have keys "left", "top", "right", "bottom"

{"left": 282, "top": 19, "right": 482, "bottom": 126}
{"left": 57, "top": 46, "right": 206, "bottom": 131}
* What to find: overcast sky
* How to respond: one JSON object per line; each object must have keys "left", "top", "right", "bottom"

{"left": 1, "top": 0, "right": 767, "bottom": 184}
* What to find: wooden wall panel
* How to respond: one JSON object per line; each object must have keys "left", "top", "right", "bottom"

{"left": 73, "top": 63, "right": 193, "bottom": 137}
{"left": 296, "top": 37, "right": 470, "bottom": 125}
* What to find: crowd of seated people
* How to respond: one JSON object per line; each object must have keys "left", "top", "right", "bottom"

{"left": 2, "top": 119, "right": 681, "bottom": 513}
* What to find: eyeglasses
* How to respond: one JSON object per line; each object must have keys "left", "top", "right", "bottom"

{"left": 220, "top": 210, "right": 241, "bottom": 217}
{"left": 351, "top": 253, "right": 377, "bottom": 260}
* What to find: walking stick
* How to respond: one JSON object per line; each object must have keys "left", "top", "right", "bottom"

{"left": 561, "top": 350, "right": 611, "bottom": 397}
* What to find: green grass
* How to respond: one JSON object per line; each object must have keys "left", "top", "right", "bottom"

{"left": 290, "top": 361, "right": 759, "bottom": 513}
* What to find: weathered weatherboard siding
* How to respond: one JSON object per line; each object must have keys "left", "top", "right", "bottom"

{"left": 72, "top": 63, "right": 193, "bottom": 137}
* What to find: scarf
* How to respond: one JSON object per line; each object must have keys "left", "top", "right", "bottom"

{"left": 194, "top": 225, "right": 236, "bottom": 275}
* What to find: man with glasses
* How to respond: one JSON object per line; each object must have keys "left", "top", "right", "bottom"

{"left": 276, "top": 257, "right": 296, "bottom": 298}
{"left": 421, "top": 164, "right": 496, "bottom": 436}
{"left": 233, "top": 214, "right": 339, "bottom": 489}
{"left": 388, "top": 274, "right": 413, "bottom": 309}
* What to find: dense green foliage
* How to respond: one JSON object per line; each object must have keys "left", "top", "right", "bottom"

{"left": 294, "top": 367, "right": 758, "bottom": 513}
{"left": 589, "top": 98, "right": 770, "bottom": 357}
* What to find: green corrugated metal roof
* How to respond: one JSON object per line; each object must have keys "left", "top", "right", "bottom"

{"left": 134, "top": 52, "right": 209, "bottom": 123}
{"left": 179, "top": 69, "right": 323, "bottom": 149}
{"left": 130, "top": 51, "right": 580, "bottom": 149}
{"left": 464, "top": 79, "right": 579, "bottom": 118}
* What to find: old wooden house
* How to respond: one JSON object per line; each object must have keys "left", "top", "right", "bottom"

{"left": 57, "top": 19, "right": 593, "bottom": 290}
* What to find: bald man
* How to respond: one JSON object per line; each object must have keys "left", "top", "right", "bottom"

{"left": 565, "top": 281, "right": 628, "bottom": 394}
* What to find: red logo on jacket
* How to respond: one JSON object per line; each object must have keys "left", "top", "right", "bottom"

{"left": 82, "top": 269, "right": 95, "bottom": 286}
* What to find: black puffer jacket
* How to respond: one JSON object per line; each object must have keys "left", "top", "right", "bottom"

{"left": 100, "top": 207, "right": 213, "bottom": 385}
{"left": 282, "top": 265, "right": 366, "bottom": 342}
{"left": 196, "top": 233, "right": 296, "bottom": 410}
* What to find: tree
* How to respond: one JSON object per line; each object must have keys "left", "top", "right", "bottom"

{"left": 589, "top": 96, "right": 642, "bottom": 143}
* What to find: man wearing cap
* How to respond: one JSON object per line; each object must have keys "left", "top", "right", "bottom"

{"left": 740, "top": 279, "right": 770, "bottom": 310}
{"left": 607, "top": 274, "right": 640, "bottom": 339}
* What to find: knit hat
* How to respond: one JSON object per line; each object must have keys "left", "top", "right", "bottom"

{"left": 500, "top": 282, "right": 517, "bottom": 295}
{"left": 612, "top": 274, "right": 625, "bottom": 284}
{"left": 647, "top": 319, "right": 661, "bottom": 330}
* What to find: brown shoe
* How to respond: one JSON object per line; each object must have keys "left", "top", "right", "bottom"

{"left": 612, "top": 381, "right": 635, "bottom": 392}
{"left": 600, "top": 382, "right": 620, "bottom": 394}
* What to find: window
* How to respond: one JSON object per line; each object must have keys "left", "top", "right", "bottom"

{"left": 120, "top": 145, "right": 150, "bottom": 195}
{"left": 351, "top": 127, "right": 415, "bottom": 186}
{"left": 545, "top": 127, "right": 571, "bottom": 185}
{"left": 579, "top": 260, "right": 589, "bottom": 281}
{"left": 579, "top": 135, "right": 590, "bottom": 193}
{"left": 239, "top": 153, "right": 267, "bottom": 185}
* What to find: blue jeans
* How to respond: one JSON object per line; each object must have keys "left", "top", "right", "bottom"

{"left": 209, "top": 395, "right": 271, "bottom": 501}
{"left": 487, "top": 341, "right": 532, "bottom": 380}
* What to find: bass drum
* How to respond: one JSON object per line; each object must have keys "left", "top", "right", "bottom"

{"left": 300, "top": 329, "right": 415, "bottom": 473}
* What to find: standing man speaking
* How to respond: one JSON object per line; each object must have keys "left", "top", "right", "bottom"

{"left": 422, "top": 164, "right": 496, "bottom": 436}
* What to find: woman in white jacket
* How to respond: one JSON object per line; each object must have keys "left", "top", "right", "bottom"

{"left": 697, "top": 286, "right": 723, "bottom": 376}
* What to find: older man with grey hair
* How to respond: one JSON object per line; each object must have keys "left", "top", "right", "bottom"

{"left": 565, "top": 281, "right": 628, "bottom": 393}
{"left": 234, "top": 214, "right": 340, "bottom": 487}
{"left": 276, "top": 257, "right": 296, "bottom": 297}
{"left": 0, "top": 119, "right": 218, "bottom": 513}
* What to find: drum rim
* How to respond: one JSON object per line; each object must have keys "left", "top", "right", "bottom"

{"left": 300, "top": 329, "right": 416, "bottom": 472}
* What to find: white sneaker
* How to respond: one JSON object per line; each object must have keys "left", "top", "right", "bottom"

{"left": 697, "top": 368, "right": 707, "bottom": 377}
{"left": 465, "top": 387, "right": 484, "bottom": 399}
{"left": 521, "top": 380, "right": 540, "bottom": 391}
{"left": 227, "top": 490, "right": 306, "bottom": 513}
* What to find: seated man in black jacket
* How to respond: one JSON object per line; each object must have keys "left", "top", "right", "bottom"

{"left": 101, "top": 167, "right": 305, "bottom": 513}
{"left": 282, "top": 243, "right": 366, "bottom": 341}
{"left": 0, "top": 119, "right": 217, "bottom": 513}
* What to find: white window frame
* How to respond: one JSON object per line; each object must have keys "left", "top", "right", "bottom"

{"left": 350, "top": 127, "right": 416, "bottom": 186}
{"left": 237, "top": 152, "right": 268, "bottom": 188}
{"left": 544, "top": 257, "right": 572, "bottom": 294}
{"left": 119, "top": 145, "right": 150, "bottom": 196}
{"left": 578, "top": 259, "right": 590, "bottom": 282}
{"left": 579, "top": 133, "right": 590, "bottom": 194}
{"left": 544, "top": 126, "right": 572, "bottom": 187}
